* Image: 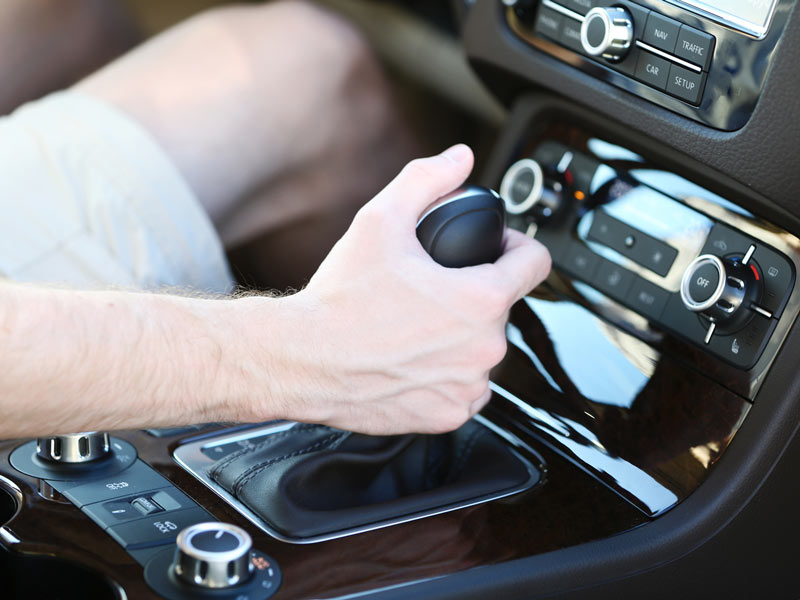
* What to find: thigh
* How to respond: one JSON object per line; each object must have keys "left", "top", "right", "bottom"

{"left": 75, "top": 0, "right": 391, "bottom": 226}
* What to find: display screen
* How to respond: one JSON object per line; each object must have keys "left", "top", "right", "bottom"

{"left": 667, "top": 0, "right": 779, "bottom": 37}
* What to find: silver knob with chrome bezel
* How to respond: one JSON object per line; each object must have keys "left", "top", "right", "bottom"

{"left": 36, "top": 431, "right": 111, "bottom": 464}
{"left": 680, "top": 254, "right": 755, "bottom": 325}
{"left": 172, "top": 522, "right": 254, "bottom": 589}
{"left": 580, "top": 7, "right": 634, "bottom": 61}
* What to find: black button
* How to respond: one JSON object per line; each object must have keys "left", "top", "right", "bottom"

{"left": 675, "top": 26, "right": 715, "bottom": 71}
{"left": 563, "top": 0, "right": 595, "bottom": 15}
{"left": 666, "top": 64, "right": 706, "bottom": 105}
{"left": 588, "top": 211, "right": 677, "bottom": 277}
{"left": 560, "top": 18, "right": 585, "bottom": 53}
{"left": 687, "top": 262, "right": 721, "bottom": 304}
{"left": 626, "top": 278, "right": 670, "bottom": 321}
{"left": 191, "top": 529, "right": 241, "bottom": 553}
{"left": 643, "top": 12, "right": 681, "bottom": 53}
{"left": 83, "top": 486, "right": 196, "bottom": 529}
{"left": 700, "top": 224, "right": 753, "bottom": 258}
{"left": 534, "top": 7, "right": 564, "bottom": 42}
{"left": 752, "top": 246, "right": 795, "bottom": 318}
{"left": 593, "top": 260, "right": 636, "bottom": 301}
{"left": 708, "top": 316, "right": 777, "bottom": 370}
{"left": 634, "top": 51, "right": 670, "bottom": 90}
{"left": 561, "top": 243, "right": 600, "bottom": 281}
{"left": 132, "top": 496, "right": 163, "bottom": 516}
{"left": 108, "top": 508, "right": 214, "bottom": 549}
{"left": 56, "top": 460, "right": 172, "bottom": 508}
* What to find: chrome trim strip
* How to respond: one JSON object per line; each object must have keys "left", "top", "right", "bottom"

{"left": 635, "top": 40, "right": 703, "bottom": 73}
{"left": 541, "top": 0, "right": 584, "bottom": 22}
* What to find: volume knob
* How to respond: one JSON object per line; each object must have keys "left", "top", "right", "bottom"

{"left": 173, "top": 522, "right": 253, "bottom": 589}
{"left": 580, "top": 7, "right": 634, "bottom": 61}
{"left": 36, "top": 432, "right": 110, "bottom": 464}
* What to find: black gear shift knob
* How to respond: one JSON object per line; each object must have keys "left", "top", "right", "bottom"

{"left": 416, "top": 185, "right": 506, "bottom": 268}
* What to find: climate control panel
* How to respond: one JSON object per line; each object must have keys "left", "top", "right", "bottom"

{"left": 498, "top": 137, "right": 797, "bottom": 372}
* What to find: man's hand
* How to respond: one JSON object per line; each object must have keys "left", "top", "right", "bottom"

{"left": 241, "top": 145, "right": 551, "bottom": 434}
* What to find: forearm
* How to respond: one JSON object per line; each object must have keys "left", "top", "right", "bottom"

{"left": 0, "top": 282, "right": 286, "bottom": 438}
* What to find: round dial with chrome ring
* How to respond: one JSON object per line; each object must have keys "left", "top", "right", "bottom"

{"left": 172, "top": 522, "right": 254, "bottom": 589}
{"left": 580, "top": 7, "right": 634, "bottom": 61}
{"left": 36, "top": 432, "right": 111, "bottom": 464}
{"left": 499, "top": 157, "right": 564, "bottom": 222}
{"left": 680, "top": 254, "right": 758, "bottom": 333}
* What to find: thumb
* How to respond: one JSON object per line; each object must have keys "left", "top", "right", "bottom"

{"left": 492, "top": 229, "right": 552, "bottom": 304}
{"left": 372, "top": 144, "right": 474, "bottom": 227}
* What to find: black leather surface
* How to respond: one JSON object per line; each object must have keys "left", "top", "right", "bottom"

{"left": 208, "top": 421, "right": 535, "bottom": 539}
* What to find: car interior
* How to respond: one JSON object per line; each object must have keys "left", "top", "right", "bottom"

{"left": 2, "top": 0, "right": 800, "bottom": 598}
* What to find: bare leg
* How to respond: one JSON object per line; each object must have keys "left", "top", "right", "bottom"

{"left": 76, "top": 1, "right": 418, "bottom": 288}
{"left": 0, "top": 0, "right": 140, "bottom": 114}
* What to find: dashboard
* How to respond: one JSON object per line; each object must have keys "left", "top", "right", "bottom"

{"left": 2, "top": 0, "right": 800, "bottom": 598}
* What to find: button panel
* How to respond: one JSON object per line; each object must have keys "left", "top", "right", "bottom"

{"left": 529, "top": 1, "right": 716, "bottom": 106}
{"left": 550, "top": 207, "right": 792, "bottom": 370}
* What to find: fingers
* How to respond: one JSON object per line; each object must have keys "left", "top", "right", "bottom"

{"left": 373, "top": 144, "right": 474, "bottom": 225}
{"left": 492, "top": 229, "right": 552, "bottom": 304}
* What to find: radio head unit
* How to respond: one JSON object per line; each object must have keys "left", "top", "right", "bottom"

{"left": 504, "top": 0, "right": 796, "bottom": 129}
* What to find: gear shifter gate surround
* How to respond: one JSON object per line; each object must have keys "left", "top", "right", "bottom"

{"left": 207, "top": 420, "right": 540, "bottom": 541}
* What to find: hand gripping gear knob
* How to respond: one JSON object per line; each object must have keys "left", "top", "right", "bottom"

{"left": 172, "top": 522, "right": 254, "bottom": 589}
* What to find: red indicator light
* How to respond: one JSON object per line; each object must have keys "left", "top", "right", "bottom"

{"left": 751, "top": 264, "right": 760, "bottom": 281}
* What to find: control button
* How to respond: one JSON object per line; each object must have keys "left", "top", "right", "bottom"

{"left": 563, "top": 0, "right": 595, "bottom": 16}
{"left": 708, "top": 315, "right": 777, "bottom": 370}
{"left": 642, "top": 12, "right": 681, "bottom": 53}
{"left": 675, "top": 25, "right": 715, "bottom": 71}
{"left": 700, "top": 224, "right": 753, "bottom": 258}
{"left": 108, "top": 507, "right": 213, "bottom": 549}
{"left": 666, "top": 64, "right": 706, "bottom": 105}
{"left": 173, "top": 522, "right": 254, "bottom": 589}
{"left": 634, "top": 51, "right": 670, "bottom": 90}
{"left": 534, "top": 7, "right": 564, "bottom": 42}
{"left": 132, "top": 496, "right": 164, "bottom": 516}
{"left": 83, "top": 486, "right": 196, "bottom": 529}
{"left": 560, "top": 18, "right": 585, "bottom": 53}
{"left": 561, "top": 243, "right": 600, "bottom": 281}
{"left": 686, "top": 258, "right": 722, "bottom": 306}
{"left": 580, "top": 7, "right": 633, "bottom": 60}
{"left": 626, "top": 277, "right": 670, "bottom": 321}
{"left": 588, "top": 210, "right": 677, "bottom": 276}
{"left": 752, "top": 246, "right": 795, "bottom": 318}
{"left": 56, "top": 460, "right": 172, "bottom": 508}
{"left": 593, "top": 260, "right": 636, "bottom": 301}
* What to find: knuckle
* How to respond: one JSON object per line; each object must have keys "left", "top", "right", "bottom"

{"left": 401, "top": 158, "right": 438, "bottom": 186}
{"left": 484, "top": 336, "right": 508, "bottom": 366}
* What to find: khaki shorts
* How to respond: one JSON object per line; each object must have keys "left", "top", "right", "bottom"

{"left": 0, "top": 91, "right": 234, "bottom": 293}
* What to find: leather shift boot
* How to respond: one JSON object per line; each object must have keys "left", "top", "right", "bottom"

{"left": 208, "top": 420, "right": 537, "bottom": 539}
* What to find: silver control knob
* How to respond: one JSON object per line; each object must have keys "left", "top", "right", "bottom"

{"left": 680, "top": 254, "right": 752, "bottom": 321}
{"left": 36, "top": 431, "right": 110, "bottom": 464}
{"left": 580, "top": 7, "right": 634, "bottom": 61}
{"left": 173, "top": 522, "right": 253, "bottom": 589}
{"left": 500, "top": 157, "right": 564, "bottom": 223}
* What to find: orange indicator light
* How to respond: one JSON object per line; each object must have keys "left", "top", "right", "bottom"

{"left": 574, "top": 190, "right": 586, "bottom": 201}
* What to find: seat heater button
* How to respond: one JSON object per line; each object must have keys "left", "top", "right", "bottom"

{"left": 675, "top": 25, "right": 715, "bottom": 71}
